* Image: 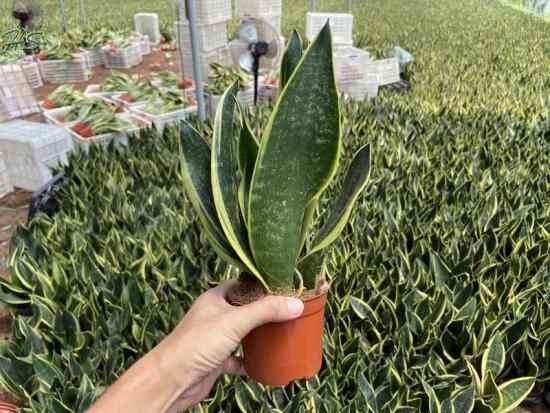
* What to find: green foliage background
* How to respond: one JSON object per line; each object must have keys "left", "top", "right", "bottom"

{"left": 0, "top": 0, "right": 549, "bottom": 412}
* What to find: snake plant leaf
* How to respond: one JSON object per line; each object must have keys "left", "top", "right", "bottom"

{"left": 481, "top": 334, "right": 505, "bottom": 387}
{"left": 358, "top": 373, "right": 378, "bottom": 412}
{"left": 308, "top": 144, "right": 371, "bottom": 255}
{"left": 279, "top": 28, "right": 303, "bottom": 92}
{"left": 211, "top": 82, "right": 265, "bottom": 287}
{"left": 237, "top": 116, "right": 259, "bottom": 221}
{"left": 440, "top": 399, "right": 455, "bottom": 413}
{"left": 422, "top": 382, "right": 441, "bottom": 413}
{"left": 248, "top": 23, "right": 340, "bottom": 290}
{"left": 496, "top": 377, "right": 535, "bottom": 413}
{"left": 296, "top": 249, "right": 323, "bottom": 289}
{"left": 483, "top": 371, "right": 503, "bottom": 410}
{"left": 178, "top": 120, "right": 244, "bottom": 269}
{"left": 299, "top": 195, "right": 319, "bottom": 253}
{"left": 33, "top": 353, "right": 63, "bottom": 392}
{"left": 0, "top": 357, "right": 24, "bottom": 399}
{"left": 473, "top": 399, "right": 494, "bottom": 413}
{"left": 431, "top": 251, "right": 451, "bottom": 289}
{"left": 451, "top": 386, "right": 474, "bottom": 413}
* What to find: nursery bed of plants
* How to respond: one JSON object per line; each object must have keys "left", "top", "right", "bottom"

{"left": 0, "top": 0, "right": 548, "bottom": 411}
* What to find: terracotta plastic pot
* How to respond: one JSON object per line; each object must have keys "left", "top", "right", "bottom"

{"left": 242, "top": 288, "right": 328, "bottom": 386}
{"left": 0, "top": 402, "right": 18, "bottom": 413}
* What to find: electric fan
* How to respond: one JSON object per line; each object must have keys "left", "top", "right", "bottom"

{"left": 11, "top": 0, "right": 43, "bottom": 31}
{"left": 230, "top": 18, "right": 281, "bottom": 105}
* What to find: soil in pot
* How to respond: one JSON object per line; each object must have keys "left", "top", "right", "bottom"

{"left": 227, "top": 274, "right": 329, "bottom": 387}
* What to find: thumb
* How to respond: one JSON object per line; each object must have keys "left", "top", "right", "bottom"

{"left": 229, "top": 295, "right": 304, "bottom": 338}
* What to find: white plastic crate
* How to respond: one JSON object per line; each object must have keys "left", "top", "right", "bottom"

{"left": 205, "top": 87, "right": 253, "bottom": 117}
{"left": 179, "top": 0, "right": 232, "bottom": 24}
{"left": 258, "top": 83, "right": 278, "bottom": 103}
{"left": 158, "top": 83, "right": 197, "bottom": 103}
{"left": 135, "top": 13, "right": 161, "bottom": 45}
{"left": 70, "top": 113, "right": 150, "bottom": 153}
{"left": 366, "top": 58, "right": 400, "bottom": 86}
{"left": 0, "top": 152, "right": 14, "bottom": 199}
{"left": 83, "top": 84, "right": 120, "bottom": 99}
{"left": 0, "top": 120, "right": 73, "bottom": 191}
{"left": 338, "top": 74, "right": 379, "bottom": 100}
{"left": 176, "top": 46, "right": 230, "bottom": 80}
{"left": 306, "top": 12, "right": 353, "bottom": 45}
{"left": 134, "top": 36, "right": 151, "bottom": 56}
{"left": 333, "top": 46, "right": 370, "bottom": 82}
{"left": 73, "top": 50, "right": 90, "bottom": 70}
{"left": 101, "top": 43, "right": 143, "bottom": 69}
{"left": 235, "top": 0, "right": 282, "bottom": 17}
{"left": 0, "top": 65, "right": 39, "bottom": 122}
{"left": 18, "top": 57, "right": 43, "bottom": 89}
{"left": 38, "top": 55, "right": 89, "bottom": 84}
{"left": 80, "top": 47, "right": 104, "bottom": 67}
{"left": 111, "top": 93, "right": 144, "bottom": 108}
{"left": 175, "top": 21, "right": 228, "bottom": 53}
{"left": 129, "top": 103, "right": 198, "bottom": 131}
{"left": 264, "top": 14, "right": 282, "bottom": 34}
{"left": 43, "top": 107, "right": 74, "bottom": 126}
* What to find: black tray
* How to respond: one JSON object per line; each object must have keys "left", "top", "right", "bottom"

{"left": 27, "top": 172, "right": 69, "bottom": 223}
{"left": 380, "top": 79, "right": 411, "bottom": 93}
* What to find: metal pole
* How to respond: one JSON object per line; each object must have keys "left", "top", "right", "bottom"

{"left": 182, "top": 0, "right": 206, "bottom": 122}
{"left": 57, "top": 0, "right": 69, "bottom": 32}
{"left": 311, "top": 0, "right": 316, "bottom": 12}
{"left": 348, "top": 0, "right": 353, "bottom": 12}
{"left": 79, "top": 0, "right": 88, "bottom": 26}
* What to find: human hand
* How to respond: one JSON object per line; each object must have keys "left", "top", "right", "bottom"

{"left": 88, "top": 279, "right": 304, "bottom": 413}
{"left": 161, "top": 279, "right": 305, "bottom": 411}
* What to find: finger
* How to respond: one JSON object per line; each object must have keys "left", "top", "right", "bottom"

{"left": 200, "top": 279, "right": 239, "bottom": 306}
{"left": 221, "top": 356, "right": 246, "bottom": 376}
{"left": 228, "top": 295, "right": 304, "bottom": 337}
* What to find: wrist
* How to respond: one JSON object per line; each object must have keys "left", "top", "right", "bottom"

{"left": 153, "top": 333, "right": 194, "bottom": 392}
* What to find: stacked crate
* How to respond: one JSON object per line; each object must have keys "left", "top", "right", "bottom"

{"left": 0, "top": 65, "right": 40, "bottom": 122}
{"left": 38, "top": 55, "right": 89, "bottom": 84}
{"left": 175, "top": 0, "right": 232, "bottom": 80}
{"left": 0, "top": 120, "right": 74, "bottom": 191}
{"left": 306, "top": 12, "right": 353, "bottom": 45}
{"left": 18, "top": 56, "right": 43, "bottom": 89}
{"left": 331, "top": 45, "right": 376, "bottom": 101}
{"left": 80, "top": 47, "right": 104, "bottom": 68}
{"left": 0, "top": 152, "right": 14, "bottom": 198}
{"left": 135, "top": 13, "right": 161, "bottom": 46}
{"left": 235, "top": 0, "right": 283, "bottom": 34}
{"left": 365, "top": 58, "right": 400, "bottom": 86}
{"left": 205, "top": 88, "right": 254, "bottom": 117}
{"left": 102, "top": 43, "right": 143, "bottom": 69}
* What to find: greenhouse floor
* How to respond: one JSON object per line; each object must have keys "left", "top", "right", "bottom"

{"left": 0, "top": 47, "right": 178, "bottom": 343}
{"left": 0, "top": 45, "right": 549, "bottom": 412}
{"left": 32, "top": 47, "right": 178, "bottom": 105}
{"left": 0, "top": 47, "right": 177, "bottom": 279}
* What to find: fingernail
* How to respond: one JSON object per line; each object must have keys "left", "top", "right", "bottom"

{"left": 286, "top": 298, "right": 304, "bottom": 317}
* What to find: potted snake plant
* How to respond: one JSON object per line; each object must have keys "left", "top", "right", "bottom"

{"left": 178, "top": 24, "right": 371, "bottom": 386}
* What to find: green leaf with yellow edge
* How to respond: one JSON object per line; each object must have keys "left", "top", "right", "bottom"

{"left": 237, "top": 115, "right": 259, "bottom": 222}
{"left": 451, "top": 385, "right": 474, "bottom": 413}
{"left": 308, "top": 144, "right": 371, "bottom": 256}
{"left": 248, "top": 23, "right": 340, "bottom": 290}
{"left": 481, "top": 334, "right": 505, "bottom": 387}
{"left": 279, "top": 28, "right": 303, "bottom": 93}
{"left": 212, "top": 82, "right": 265, "bottom": 287}
{"left": 178, "top": 120, "right": 244, "bottom": 270}
{"left": 496, "top": 377, "right": 535, "bottom": 413}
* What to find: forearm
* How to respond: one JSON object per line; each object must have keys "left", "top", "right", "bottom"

{"left": 87, "top": 340, "right": 188, "bottom": 413}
